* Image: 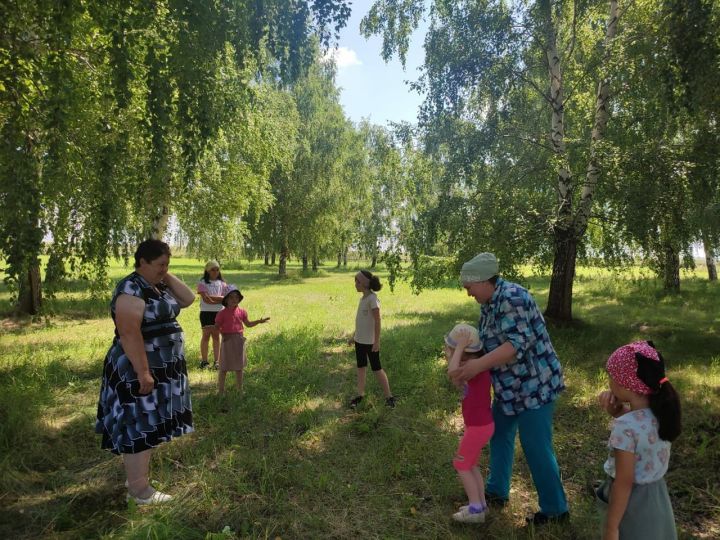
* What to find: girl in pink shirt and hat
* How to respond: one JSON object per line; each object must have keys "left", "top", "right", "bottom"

{"left": 214, "top": 285, "right": 270, "bottom": 394}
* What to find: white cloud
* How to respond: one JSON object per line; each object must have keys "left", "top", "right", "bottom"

{"left": 323, "top": 46, "right": 362, "bottom": 69}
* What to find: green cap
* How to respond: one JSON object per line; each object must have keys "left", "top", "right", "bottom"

{"left": 460, "top": 252, "right": 498, "bottom": 283}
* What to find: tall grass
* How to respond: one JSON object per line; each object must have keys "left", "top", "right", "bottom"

{"left": 0, "top": 260, "right": 718, "bottom": 539}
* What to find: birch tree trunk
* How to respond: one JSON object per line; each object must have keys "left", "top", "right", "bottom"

{"left": 279, "top": 234, "right": 289, "bottom": 276}
{"left": 545, "top": 0, "right": 620, "bottom": 321}
{"left": 542, "top": 0, "right": 574, "bottom": 321}
{"left": 151, "top": 204, "right": 170, "bottom": 239}
{"left": 663, "top": 242, "right": 681, "bottom": 291}
{"left": 18, "top": 264, "right": 42, "bottom": 316}
{"left": 702, "top": 235, "right": 717, "bottom": 281}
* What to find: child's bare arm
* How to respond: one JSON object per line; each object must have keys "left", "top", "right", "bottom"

{"left": 245, "top": 317, "right": 270, "bottom": 328}
{"left": 603, "top": 449, "right": 634, "bottom": 540}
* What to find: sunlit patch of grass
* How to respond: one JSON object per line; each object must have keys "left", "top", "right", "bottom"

{"left": 1, "top": 259, "right": 718, "bottom": 538}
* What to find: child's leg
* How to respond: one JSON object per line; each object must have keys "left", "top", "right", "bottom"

{"left": 200, "top": 327, "right": 212, "bottom": 362}
{"left": 356, "top": 367, "right": 367, "bottom": 396}
{"left": 234, "top": 368, "right": 244, "bottom": 392}
{"left": 454, "top": 424, "right": 494, "bottom": 506}
{"left": 218, "top": 370, "right": 227, "bottom": 393}
{"left": 457, "top": 470, "right": 483, "bottom": 505}
{"left": 211, "top": 328, "right": 220, "bottom": 366}
{"left": 471, "top": 466, "right": 486, "bottom": 506}
{"left": 368, "top": 350, "right": 392, "bottom": 398}
{"left": 372, "top": 369, "right": 392, "bottom": 398}
{"left": 354, "top": 342, "right": 369, "bottom": 397}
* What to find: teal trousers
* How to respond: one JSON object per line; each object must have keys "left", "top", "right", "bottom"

{"left": 486, "top": 400, "right": 568, "bottom": 515}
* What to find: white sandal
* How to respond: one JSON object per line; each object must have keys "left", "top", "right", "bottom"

{"left": 126, "top": 489, "right": 173, "bottom": 505}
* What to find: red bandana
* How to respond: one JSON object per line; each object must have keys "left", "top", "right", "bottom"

{"left": 606, "top": 341, "right": 661, "bottom": 395}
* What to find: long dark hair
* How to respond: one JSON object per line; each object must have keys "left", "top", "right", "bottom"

{"left": 360, "top": 269, "right": 382, "bottom": 291}
{"left": 202, "top": 269, "right": 224, "bottom": 283}
{"left": 134, "top": 239, "right": 171, "bottom": 268}
{"left": 636, "top": 343, "right": 682, "bottom": 442}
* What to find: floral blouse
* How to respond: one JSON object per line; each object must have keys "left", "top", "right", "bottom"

{"left": 603, "top": 408, "right": 671, "bottom": 484}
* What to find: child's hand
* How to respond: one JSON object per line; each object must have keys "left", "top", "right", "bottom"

{"left": 261, "top": 317, "right": 270, "bottom": 323}
{"left": 598, "top": 390, "right": 624, "bottom": 417}
{"left": 454, "top": 327, "right": 473, "bottom": 348}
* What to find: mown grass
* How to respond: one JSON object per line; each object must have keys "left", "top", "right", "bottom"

{"left": 0, "top": 259, "right": 718, "bottom": 539}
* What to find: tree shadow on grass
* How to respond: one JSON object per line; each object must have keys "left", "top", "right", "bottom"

{"left": 1, "top": 290, "right": 717, "bottom": 539}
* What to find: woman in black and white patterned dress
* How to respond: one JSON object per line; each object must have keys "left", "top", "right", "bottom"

{"left": 96, "top": 239, "right": 195, "bottom": 505}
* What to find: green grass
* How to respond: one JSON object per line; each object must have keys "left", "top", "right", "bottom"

{"left": 0, "top": 259, "right": 718, "bottom": 539}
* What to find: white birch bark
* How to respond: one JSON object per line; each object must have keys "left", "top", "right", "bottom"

{"left": 542, "top": 0, "right": 573, "bottom": 228}
{"left": 575, "top": 0, "right": 620, "bottom": 235}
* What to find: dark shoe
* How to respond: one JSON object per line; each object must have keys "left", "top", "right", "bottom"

{"left": 199, "top": 360, "right": 210, "bottom": 369}
{"left": 385, "top": 396, "right": 397, "bottom": 408}
{"left": 349, "top": 396, "right": 364, "bottom": 409}
{"left": 588, "top": 479, "right": 603, "bottom": 497}
{"left": 526, "top": 511, "right": 570, "bottom": 526}
{"left": 484, "top": 491, "right": 509, "bottom": 507}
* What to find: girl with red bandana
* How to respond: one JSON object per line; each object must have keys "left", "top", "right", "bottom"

{"left": 595, "top": 341, "right": 681, "bottom": 540}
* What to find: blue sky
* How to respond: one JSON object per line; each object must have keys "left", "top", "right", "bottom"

{"left": 327, "top": 0, "right": 428, "bottom": 126}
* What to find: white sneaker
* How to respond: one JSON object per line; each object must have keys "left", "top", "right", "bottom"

{"left": 458, "top": 504, "right": 489, "bottom": 515}
{"left": 126, "top": 489, "right": 173, "bottom": 505}
{"left": 452, "top": 506, "right": 486, "bottom": 523}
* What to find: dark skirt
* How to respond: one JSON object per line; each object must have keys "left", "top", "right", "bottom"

{"left": 595, "top": 476, "right": 677, "bottom": 539}
{"left": 95, "top": 332, "right": 194, "bottom": 454}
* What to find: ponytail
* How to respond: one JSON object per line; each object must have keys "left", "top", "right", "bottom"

{"left": 635, "top": 344, "right": 682, "bottom": 442}
{"left": 648, "top": 382, "right": 682, "bottom": 442}
{"left": 360, "top": 269, "right": 382, "bottom": 291}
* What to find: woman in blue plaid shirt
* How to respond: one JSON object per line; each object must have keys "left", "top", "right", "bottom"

{"left": 450, "top": 252, "right": 569, "bottom": 526}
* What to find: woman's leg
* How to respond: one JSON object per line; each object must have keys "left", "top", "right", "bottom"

{"left": 518, "top": 401, "right": 568, "bottom": 516}
{"left": 486, "top": 402, "right": 519, "bottom": 500}
{"left": 124, "top": 449, "right": 153, "bottom": 498}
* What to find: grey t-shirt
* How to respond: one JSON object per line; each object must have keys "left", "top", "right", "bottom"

{"left": 354, "top": 292, "right": 380, "bottom": 344}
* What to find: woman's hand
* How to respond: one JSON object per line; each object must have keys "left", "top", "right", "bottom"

{"left": 163, "top": 273, "right": 195, "bottom": 307}
{"left": 137, "top": 370, "right": 155, "bottom": 394}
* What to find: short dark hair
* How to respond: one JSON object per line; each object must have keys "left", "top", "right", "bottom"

{"left": 134, "top": 239, "right": 171, "bottom": 268}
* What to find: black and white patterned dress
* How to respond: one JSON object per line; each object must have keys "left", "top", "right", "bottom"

{"left": 96, "top": 272, "right": 194, "bottom": 454}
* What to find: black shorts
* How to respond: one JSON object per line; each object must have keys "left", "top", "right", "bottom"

{"left": 200, "top": 311, "right": 219, "bottom": 327}
{"left": 355, "top": 341, "right": 382, "bottom": 371}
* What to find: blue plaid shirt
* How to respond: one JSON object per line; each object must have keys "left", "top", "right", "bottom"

{"left": 478, "top": 278, "right": 565, "bottom": 415}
